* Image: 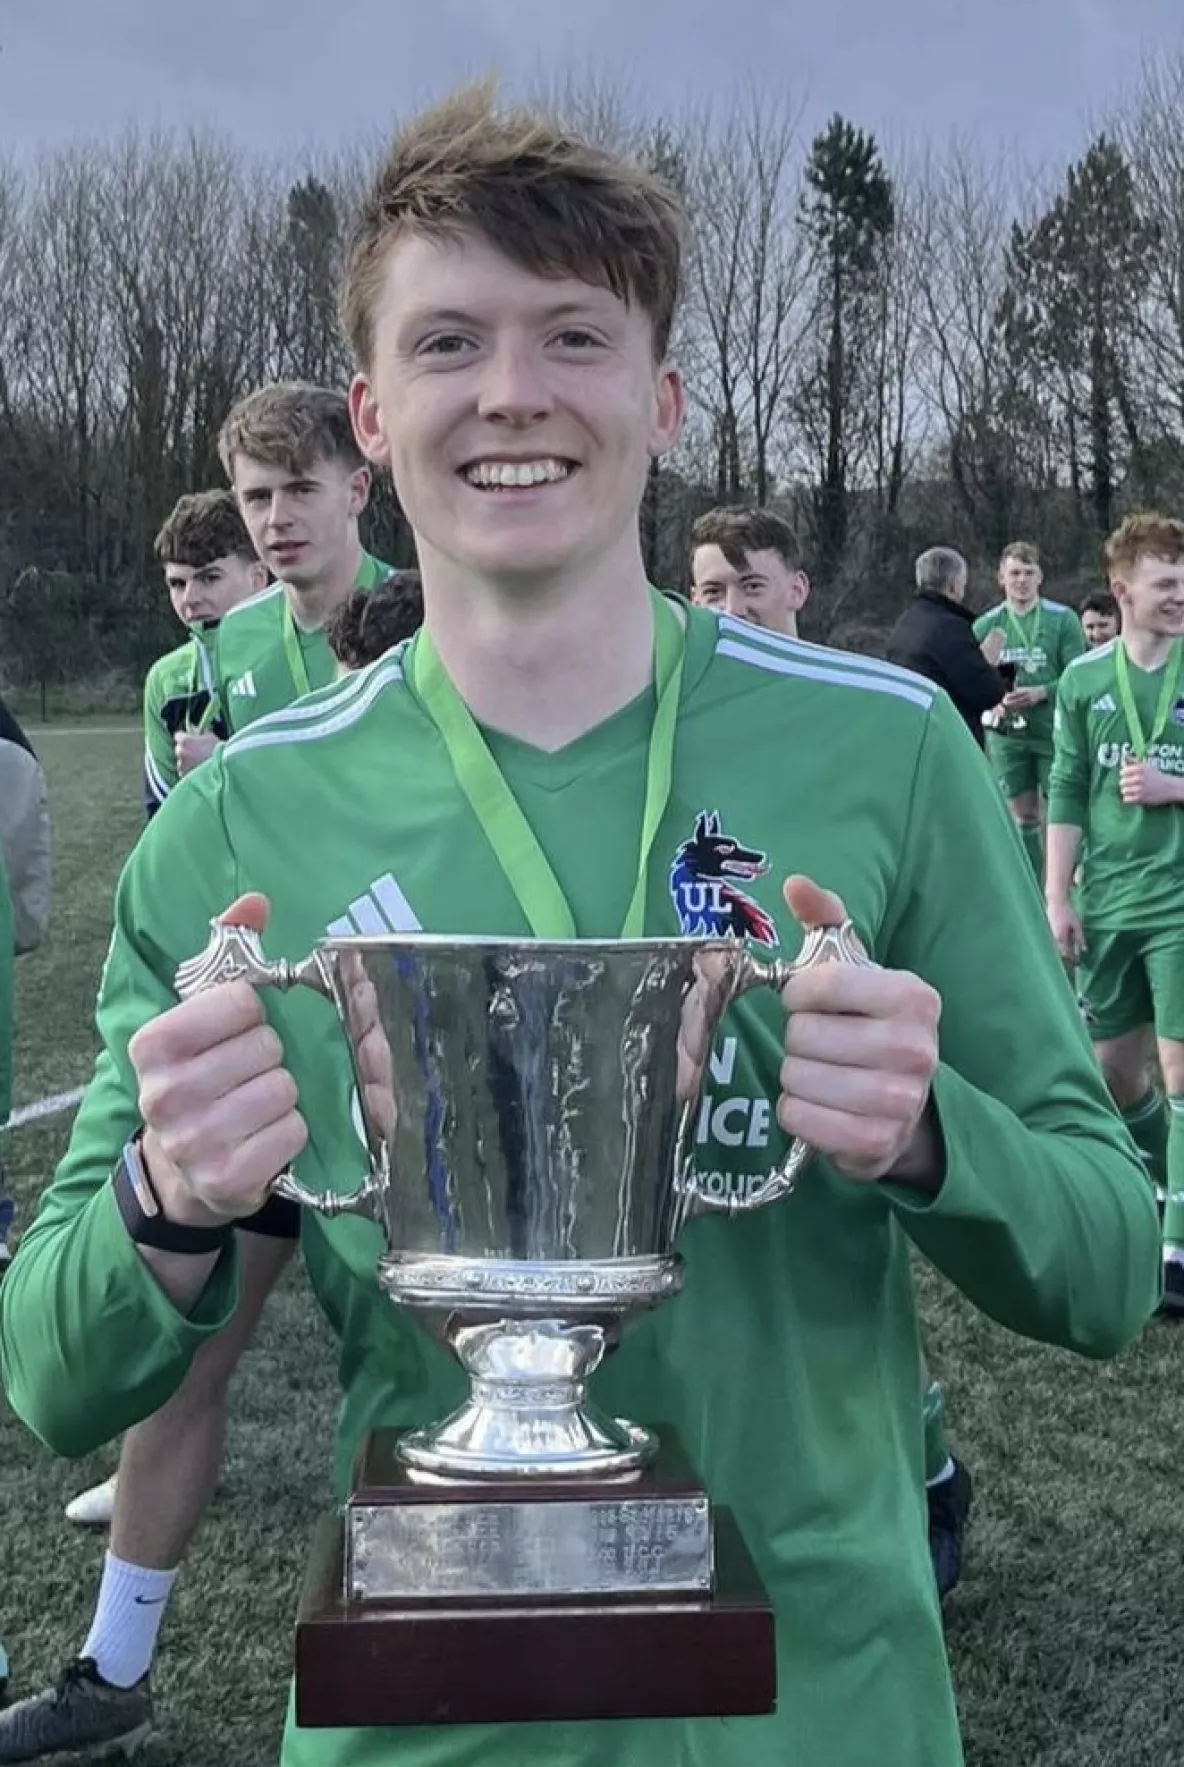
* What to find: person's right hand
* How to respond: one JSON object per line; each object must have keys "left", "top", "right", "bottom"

{"left": 1046, "top": 898, "right": 1086, "bottom": 964}
{"left": 129, "top": 893, "right": 308, "bottom": 1227}
{"left": 175, "top": 731, "right": 222, "bottom": 777}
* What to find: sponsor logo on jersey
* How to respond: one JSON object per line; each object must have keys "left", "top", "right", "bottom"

{"left": 669, "top": 811, "right": 778, "bottom": 946}
{"left": 692, "top": 1035, "right": 775, "bottom": 1166}
{"left": 1173, "top": 697, "right": 1184, "bottom": 728}
{"left": 1097, "top": 740, "right": 1184, "bottom": 773}
{"left": 1091, "top": 693, "right": 1117, "bottom": 714}
{"left": 229, "top": 671, "right": 257, "bottom": 698}
{"left": 1001, "top": 646, "right": 1047, "bottom": 673}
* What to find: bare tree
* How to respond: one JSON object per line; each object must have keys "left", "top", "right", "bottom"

{"left": 1111, "top": 52, "right": 1184, "bottom": 443}
{"left": 21, "top": 148, "right": 115, "bottom": 575}
{"left": 680, "top": 90, "right": 808, "bottom": 506}
{"left": 913, "top": 142, "right": 1031, "bottom": 554}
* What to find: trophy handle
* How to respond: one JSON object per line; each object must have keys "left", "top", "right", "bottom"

{"left": 173, "top": 920, "right": 381, "bottom": 1223}
{"left": 685, "top": 921, "right": 875, "bottom": 1216}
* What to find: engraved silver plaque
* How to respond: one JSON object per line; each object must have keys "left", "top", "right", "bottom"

{"left": 347, "top": 1496, "right": 713, "bottom": 1601}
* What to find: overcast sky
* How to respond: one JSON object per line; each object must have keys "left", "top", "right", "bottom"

{"left": 0, "top": 0, "right": 1180, "bottom": 171}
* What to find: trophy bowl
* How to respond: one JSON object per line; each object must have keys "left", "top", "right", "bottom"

{"left": 176, "top": 925, "right": 868, "bottom": 1483}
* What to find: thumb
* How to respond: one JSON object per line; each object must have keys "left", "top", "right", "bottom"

{"left": 782, "top": 874, "right": 848, "bottom": 932}
{"left": 216, "top": 891, "right": 271, "bottom": 935}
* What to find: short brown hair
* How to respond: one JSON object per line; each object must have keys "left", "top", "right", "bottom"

{"left": 217, "top": 382, "right": 365, "bottom": 478}
{"left": 691, "top": 507, "right": 803, "bottom": 574}
{"left": 153, "top": 490, "right": 255, "bottom": 569}
{"left": 1104, "top": 512, "right": 1184, "bottom": 579}
{"left": 999, "top": 540, "right": 1041, "bottom": 568}
{"left": 324, "top": 571, "right": 424, "bottom": 668}
{"left": 341, "top": 84, "right": 684, "bottom": 371}
{"left": 1080, "top": 588, "right": 1120, "bottom": 619}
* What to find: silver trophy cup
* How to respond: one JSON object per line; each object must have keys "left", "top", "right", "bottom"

{"left": 175, "top": 926, "right": 867, "bottom": 1491}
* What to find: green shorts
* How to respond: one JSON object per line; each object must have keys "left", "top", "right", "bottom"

{"left": 1077, "top": 924, "right": 1184, "bottom": 1044}
{"left": 984, "top": 733, "right": 1053, "bottom": 802}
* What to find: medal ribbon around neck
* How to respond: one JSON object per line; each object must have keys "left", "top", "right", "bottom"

{"left": 282, "top": 554, "right": 393, "bottom": 698}
{"left": 1004, "top": 601, "right": 1043, "bottom": 674}
{"left": 411, "top": 588, "right": 686, "bottom": 939}
{"left": 1114, "top": 638, "right": 1183, "bottom": 760}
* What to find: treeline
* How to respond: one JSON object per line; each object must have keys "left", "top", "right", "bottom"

{"left": 4, "top": 59, "right": 1184, "bottom": 695}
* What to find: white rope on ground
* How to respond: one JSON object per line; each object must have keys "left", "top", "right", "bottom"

{"left": 3, "top": 1087, "right": 86, "bottom": 1131}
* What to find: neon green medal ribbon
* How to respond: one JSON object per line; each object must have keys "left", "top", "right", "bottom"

{"left": 281, "top": 603, "right": 313, "bottom": 698}
{"left": 282, "top": 553, "right": 392, "bottom": 698}
{"left": 411, "top": 589, "right": 685, "bottom": 940}
{"left": 1114, "top": 639, "right": 1183, "bottom": 760}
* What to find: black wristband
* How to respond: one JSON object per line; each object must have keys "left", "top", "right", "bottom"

{"left": 112, "top": 1135, "right": 234, "bottom": 1255}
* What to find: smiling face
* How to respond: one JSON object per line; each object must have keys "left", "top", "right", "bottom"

{"left": 690, "top": 545, "right": 808, "bottom": 635}
{"left": 164, "top": 553, "right": 265, "bottom": 626}
{"left": 1082, "top": 607, "right": 1119, "bottom": 648}
{"left": 1111, "top": 555, "right": 1184, "bottom": 641}
{"left": 231, "top": 453, "right": 370, "bottom": 592}
{"left": 349, "top": 231, "right": 685, "bottom": 595}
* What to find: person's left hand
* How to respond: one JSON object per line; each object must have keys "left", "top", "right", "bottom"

{"left": 777, "top": 877, "right": 942, "bottom": 1184}
{"left": 1120, "top": 760, "right": 1179, "bottom": 807}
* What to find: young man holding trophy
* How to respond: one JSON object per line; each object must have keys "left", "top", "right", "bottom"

{"left": 0, "top": 87, "right": 1160, "bottom": 1767}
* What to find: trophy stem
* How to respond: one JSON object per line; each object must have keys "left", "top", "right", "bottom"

{"left": 396, "top": 1319, "right": 657, "bottom": 1482}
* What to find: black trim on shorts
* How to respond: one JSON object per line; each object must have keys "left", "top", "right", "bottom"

{"left": 237, "top": 1194, "right": 302, "bottom": 1240}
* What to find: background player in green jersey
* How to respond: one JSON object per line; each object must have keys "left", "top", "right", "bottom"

{"left": 213, "top": 382, "right": 393, "bottom": 731}
{"left": 689, "top": 505, "right": 810, "bottom": 636}
{"left": 974, "top": 541, "right": 1086, "bottom": 881}
{"left": 29, "top": 397, "right": 387, "bottom": 1751}
{"left": 142, "top": 491, "right": 267, "bottom": 817}
{"left": 1081, "top": 588, "right": 1121, "bottom": 651}
{"left": 1047, "top": 513, "right": 1184, "bottom": 1309}
{"left": 0, "top": 89, "right": 1160, "bottom": 1767}
{"left": 694, "top": 518, "right": 975, "bottom": 1592}
{"left": 0, "top": 569, "right": 422, "bottom": 1765}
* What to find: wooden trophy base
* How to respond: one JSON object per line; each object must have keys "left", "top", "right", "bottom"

{"left": 293, "top": 1428, "right": 776, "bottom": 1729}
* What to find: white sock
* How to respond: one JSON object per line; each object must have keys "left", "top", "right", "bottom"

{"left": 81, "top": 1551, "right": 177, "bottom": 1687}
{"left": 926, "top": 1457, "right": 955, "bottom": 1490}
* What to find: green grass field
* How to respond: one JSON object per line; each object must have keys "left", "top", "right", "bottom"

{"left": 1, "top": 724, "right": 1180, "bottom": 1766}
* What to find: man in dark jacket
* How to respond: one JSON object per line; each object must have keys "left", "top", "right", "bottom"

{"left": 887, "top": 547, "right": 1008, "bottom": 746}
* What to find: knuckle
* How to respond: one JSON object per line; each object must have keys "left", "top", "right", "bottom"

{"left": 163, "top": 1121, "right": 206, "bottom": 1170}
{"left": 287, "top": 1112, "right": 310, "bottom": 1158}
{"left": 252, "top": 1023, "right": 285, "bottom": 1072}
{"left": 863, "top": 1121, "right": 899, "bottom": 1165}
{"left": 273, "top": 1070, "right": 301, "bottom": 1117}
{"left": 226, "top": 980, "right": 266, "bottom": 1025}
{"left": 136, "top": 1068, "right": 180, "bottom": 1127}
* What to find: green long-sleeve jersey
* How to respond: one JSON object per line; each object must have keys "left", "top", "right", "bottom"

{"left": 213, "top": 552, "right": 391, "bottom": 734}
{"left": 142, "top": 627, "right": 224, "bottom": 817}
{"left": 1048, "top": 637, "right": 1184, "bottom": 930}
{"left": 1, "top": 604, "right": 1160, "bottom": 1767}
{"left": 973, "top": 597, "right": 1086, "bottom": 752}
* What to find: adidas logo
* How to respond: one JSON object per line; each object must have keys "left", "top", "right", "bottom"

{"left": 1091, "top": 693, "right": 1117, "bottom": 713}
{"left": 230, "top": 671, "right": 257, "bottom": 698}
{"left": 327, "top": 872, "right": 421, "bottom": 938}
